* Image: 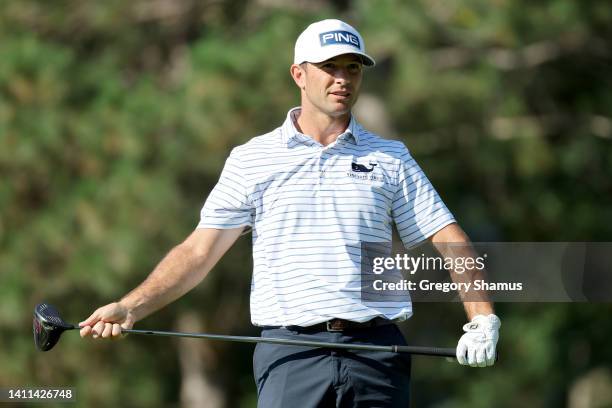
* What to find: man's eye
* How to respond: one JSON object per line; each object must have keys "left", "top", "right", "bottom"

{"left": 322, "top": 63, "right": 335, "bottom": 69}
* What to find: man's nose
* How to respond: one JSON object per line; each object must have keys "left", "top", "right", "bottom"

{"left": 333, "top": 67, "right": 351, "bottom": 83}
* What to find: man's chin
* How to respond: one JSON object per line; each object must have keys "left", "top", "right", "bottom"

{"left": 327, "top": 102, "right": 353, "bottom": 116}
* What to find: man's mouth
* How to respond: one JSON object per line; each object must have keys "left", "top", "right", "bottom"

{"left": 330, "top": 91, "right": 351, "bottom": 99}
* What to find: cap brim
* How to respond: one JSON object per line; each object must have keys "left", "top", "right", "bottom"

{"left": 351, "top": 52, "right": 376, "bottom": 67}
{"left": 303, "top": 48, "right": 376, "bottom": 67}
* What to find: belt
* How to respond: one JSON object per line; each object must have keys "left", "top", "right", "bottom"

{"left": 282, "top": 317, "right": 394, "bottom": 333}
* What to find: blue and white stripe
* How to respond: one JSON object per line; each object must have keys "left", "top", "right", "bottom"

{"left": 198, "top": 107, "right": 455, "bottom": 327}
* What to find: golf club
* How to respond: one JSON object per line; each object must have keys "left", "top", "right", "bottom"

{"left": 33, "top": 303, "right": 457, "bottom": 358}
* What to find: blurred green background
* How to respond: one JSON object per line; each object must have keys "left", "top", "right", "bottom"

{"left": 1, "top": 0, "right": 611, "bottom": 407}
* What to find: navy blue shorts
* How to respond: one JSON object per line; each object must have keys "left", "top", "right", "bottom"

{"left": 253, "top": 324, "right": 411, "bottom": 407}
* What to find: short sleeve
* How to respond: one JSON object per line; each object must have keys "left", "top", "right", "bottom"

{"left": 197, "top": 149, "right": 254, "bottom": 229}
{"left": 391, "top": 145, "right": 455, "bottom": 248}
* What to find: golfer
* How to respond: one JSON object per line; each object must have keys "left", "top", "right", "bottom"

{"left": 80, "top": 19, "right": 500, "bottom": 407}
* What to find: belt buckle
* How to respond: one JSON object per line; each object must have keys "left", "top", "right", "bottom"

{"left": 326, "top": 320, "right": 343, "bottom": 332}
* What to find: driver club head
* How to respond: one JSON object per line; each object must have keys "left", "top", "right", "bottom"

{"left": 33, "top": 303, "right": 75, "bottom": 352}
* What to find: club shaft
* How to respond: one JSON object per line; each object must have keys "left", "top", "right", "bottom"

{"left": 118, "top": 328, "right": 456, "bottom": 357}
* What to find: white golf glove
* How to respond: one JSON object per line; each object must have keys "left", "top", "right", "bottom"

{"left": 456, "top": 314, "right": 500, "bottom": 367}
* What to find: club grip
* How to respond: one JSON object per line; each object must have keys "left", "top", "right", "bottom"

{"left": 393, "top": 345, "right": 456, "bottom": 357}
{"left": 396, "top": 346, "right": 500, "bottom": 363}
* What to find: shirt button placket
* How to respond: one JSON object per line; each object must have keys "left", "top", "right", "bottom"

{"left": 317, "top": 148, "right": 324, "bottom": 190}
{"left": 319, "top": 142, "right": 334, "bottom": 190}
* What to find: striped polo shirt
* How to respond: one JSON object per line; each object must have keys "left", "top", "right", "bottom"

{"left": 198, "top": 107, "right": 456, "bottom": 327}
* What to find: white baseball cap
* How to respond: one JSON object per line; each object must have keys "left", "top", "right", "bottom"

{"left": 294, "top": 19, "right": 375, "bottom": 67}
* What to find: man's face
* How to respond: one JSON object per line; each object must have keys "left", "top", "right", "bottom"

{"left": 293, "top": 54, "right": 363, "bottom": 117}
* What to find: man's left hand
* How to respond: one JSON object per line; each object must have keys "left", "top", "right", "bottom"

{"left": 456, "top": 314, "right": 501, "bottom": 367}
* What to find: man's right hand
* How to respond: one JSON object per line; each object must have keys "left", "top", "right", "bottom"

{"left": 79, "top": 302, "right": 136, "bottom": 340}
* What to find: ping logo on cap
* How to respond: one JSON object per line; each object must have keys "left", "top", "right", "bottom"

{"left": 319, "top": 30, "right": 360, "bottom": 48}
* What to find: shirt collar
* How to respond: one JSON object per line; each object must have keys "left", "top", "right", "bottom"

{"left": 280, "top": 107, "right": 360, "bottom": 147}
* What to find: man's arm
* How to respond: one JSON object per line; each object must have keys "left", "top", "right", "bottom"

{"left": 430, "top": 223, "right": 494, "bottom": 319}
{"left": 79, "top": 227, "right": 244, "bottom": 339}
{"left": 430, "top": 223, "right": 500, "bottom": 367}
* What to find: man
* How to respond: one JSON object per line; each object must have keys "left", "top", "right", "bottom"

{"left": 80, "top": 19, "right": 500, "bottom": 407}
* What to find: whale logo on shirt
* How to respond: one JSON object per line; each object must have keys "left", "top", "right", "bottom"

{"left": 351, "top": 162, "right": 377, "bottom": 173}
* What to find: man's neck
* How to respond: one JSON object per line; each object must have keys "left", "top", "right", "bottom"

{"left": 295, "top": 106, "right": 350, "bottom": 147}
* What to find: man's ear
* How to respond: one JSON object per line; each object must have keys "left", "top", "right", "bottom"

{"left": 290, "top": 63, "right": 306, "bottom": 90}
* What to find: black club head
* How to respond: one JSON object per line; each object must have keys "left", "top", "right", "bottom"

{"left": 33, "top": 303, "right": 75, "bottom": 352}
